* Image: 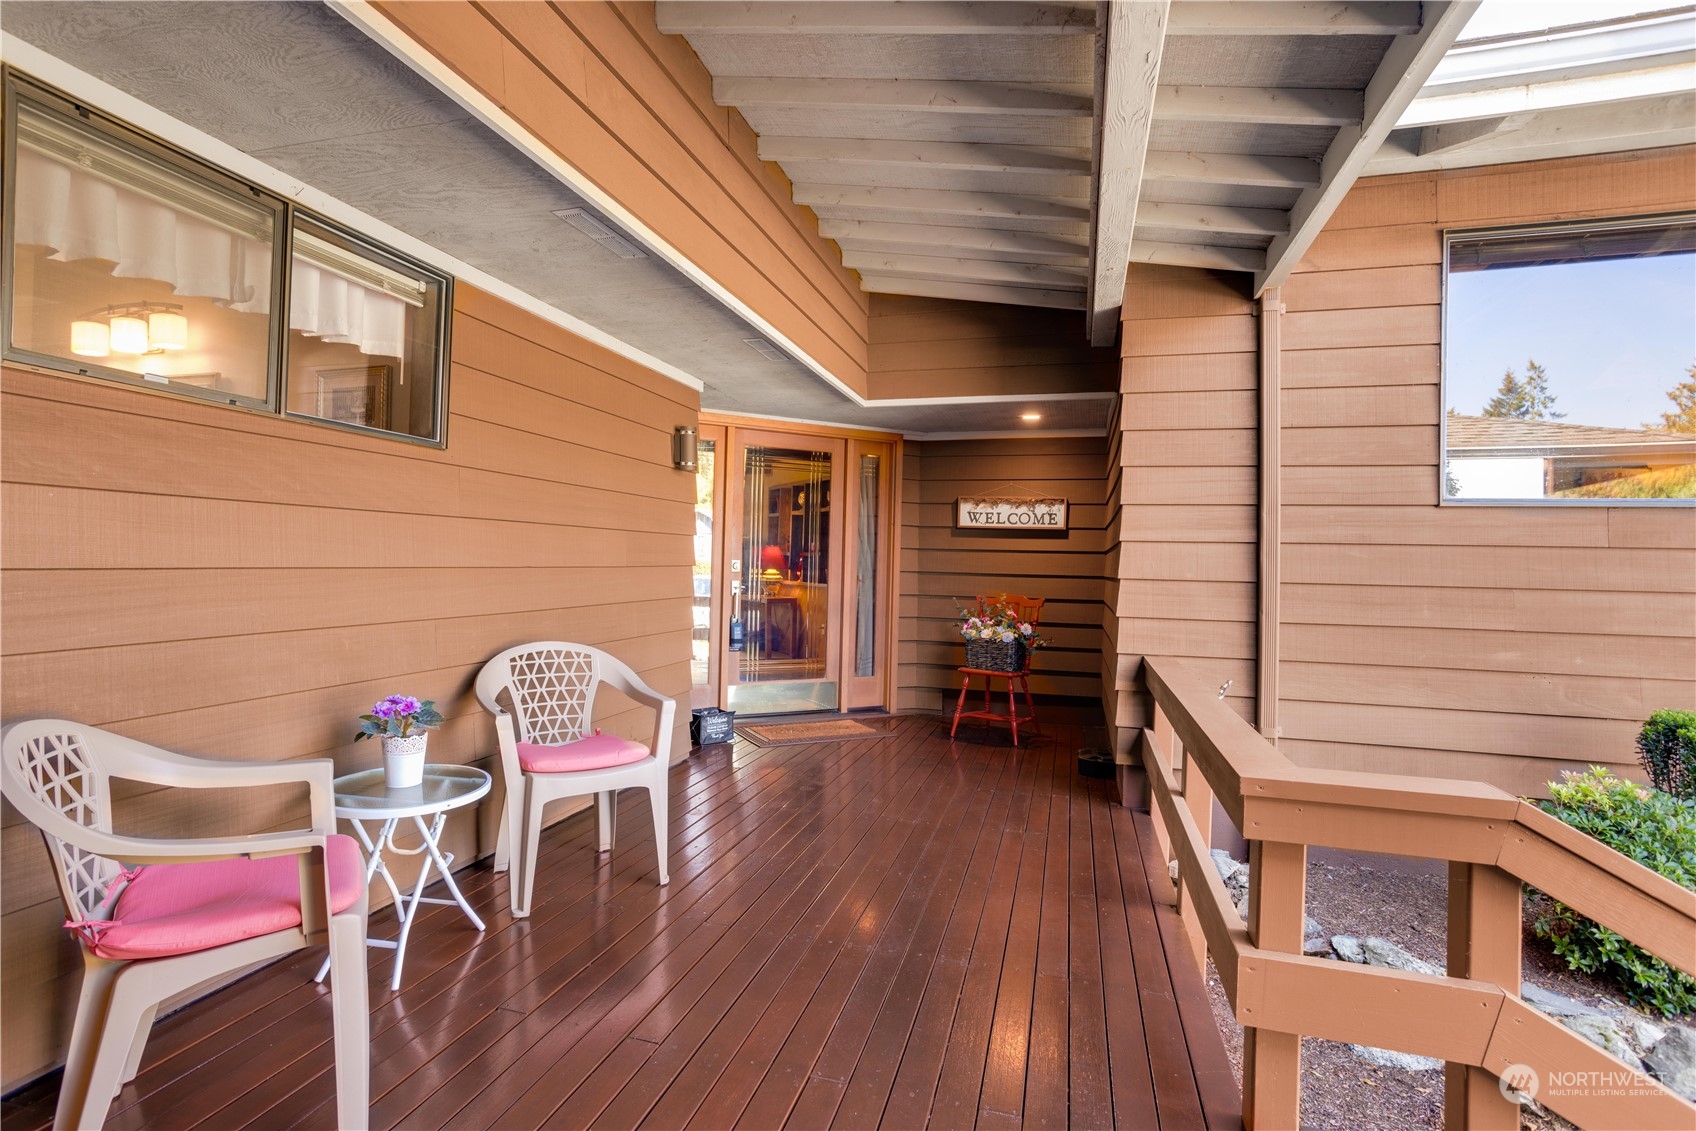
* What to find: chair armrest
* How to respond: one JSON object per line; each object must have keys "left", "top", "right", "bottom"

{"left": 597, "top": 660, "right": 677, "bottom": 764}
{"left": 64, "top": 828, "right": 332, "bottom": 868}
{"left": 120, "top": 754, "right": 338, "bottom": 833}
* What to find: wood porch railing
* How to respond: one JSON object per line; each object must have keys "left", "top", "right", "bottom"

{"left": 1137, "top": 658, "right": 1696, "bottom": 1131}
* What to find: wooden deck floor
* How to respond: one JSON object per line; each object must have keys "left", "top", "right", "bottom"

{"left": 4, "top": 714, "right": 1239, "bottom": 1130}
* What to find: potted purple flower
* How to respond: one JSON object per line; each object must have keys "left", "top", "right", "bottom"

{"left": 355, "top": 695, "right": 445, "bottom": 787}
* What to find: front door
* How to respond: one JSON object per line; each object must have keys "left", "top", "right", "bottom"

{"left": 724, "top": 429, "right": 845, "bottom": 714}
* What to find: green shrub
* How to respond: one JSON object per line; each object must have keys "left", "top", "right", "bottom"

{"left": 1531, "top": 767, "right": 1696, "bottom": 1017}
{"left": 1638, "top": 709, "right": 1696, "bottom": 800}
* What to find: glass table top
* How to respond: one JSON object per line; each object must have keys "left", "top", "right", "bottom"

{"left": 330, "top": 764, "right": 491, "bottom": 818}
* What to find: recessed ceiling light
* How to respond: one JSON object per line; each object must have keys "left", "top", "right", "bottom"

{"left": 1020, "top": 412, "right": 1043, "bottom": 422}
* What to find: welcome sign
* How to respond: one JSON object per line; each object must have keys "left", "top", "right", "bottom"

{"left": 955, "top": 496, "right": 1068, "bottom": 532}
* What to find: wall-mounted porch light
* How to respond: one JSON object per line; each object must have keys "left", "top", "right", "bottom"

{"left": 673, "top": 425, "right": 698, "bottom": 471}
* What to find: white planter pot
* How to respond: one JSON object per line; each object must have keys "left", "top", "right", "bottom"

{"left": 382, "top": 733, "right": 428, "bottom": 788}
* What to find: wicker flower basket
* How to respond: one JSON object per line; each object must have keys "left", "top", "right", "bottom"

{"left": 965, "top": 638, "right": 1027, "bottom": 672}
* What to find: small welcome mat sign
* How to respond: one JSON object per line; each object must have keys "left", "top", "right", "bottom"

{"left": 955, "top": 496, "right": 1068, "bottom": 532}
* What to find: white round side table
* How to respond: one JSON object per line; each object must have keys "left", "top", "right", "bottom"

{"left": 313, "top": 764, "right": 491, "bottom": 991}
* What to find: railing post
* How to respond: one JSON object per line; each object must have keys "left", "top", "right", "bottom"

{"left": 1445, "top": 862, "right": 1522, "bottom": 1130}
{"left": 1243, "top": 839, "right": 1305, "bottom": 1131}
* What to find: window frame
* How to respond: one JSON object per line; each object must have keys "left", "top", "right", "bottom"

{"left": 1, "top": 69, "right": 452, "bottom": 448}
{"left": 1439, "top": 211, "right": 1696, "bottom": 508}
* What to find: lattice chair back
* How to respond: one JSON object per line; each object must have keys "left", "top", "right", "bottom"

{"left": 1, "top": 726, "right": 123, "bottom": 928}
{"left": 491, "top": 643, "right": 600, "bottom": 745}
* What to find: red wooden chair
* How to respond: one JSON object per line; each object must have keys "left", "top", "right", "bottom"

{"left": 951, "top": 594, "right": 1045, "bottom": 746}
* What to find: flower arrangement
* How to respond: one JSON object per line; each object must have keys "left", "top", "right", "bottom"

{"left": 956, "top": 601, "right": 1045, "bottom": 649}
{"left": 354, "top": 695, "right": 444, "bottom": 741}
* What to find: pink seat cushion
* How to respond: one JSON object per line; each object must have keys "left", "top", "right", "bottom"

{"left": 517, "top": 733, "right": 650, "bottom": 773}
{"left": 80, "top": 835, "right": 364, "bottom": 961}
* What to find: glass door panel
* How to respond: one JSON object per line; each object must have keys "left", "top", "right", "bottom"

{"left": 690, "top": 437, "right": 716, "bottom": 693}
{"left": 841, "top": 439, "right": 893, "bottom": 709}
{"left": 727, "top": 437, "right": 840, "bottom": 714}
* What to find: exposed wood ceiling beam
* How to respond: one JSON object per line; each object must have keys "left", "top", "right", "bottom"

{"left": 1088, "top": 0, "right": 1168, "bottom": 346}
{"left": 1368, "top": 91, "right": 1696, "bottom": 174}
{"left": 854, "top": 274, "right": 1087, "bottom": 310}
{"left": 777, "top": 161, "right": 1088, "bottom": 198}
{"left": 1153, "top": 85, "right": 1363, "bottom": 126}
{"left": 757, "top": 135, "right": 1091, "bottom": 174}
{"left": 1132, "top": 241, "right": 1268, "bottom": 273}
{"left": 1398, "top": 58, "right": 1696, "bottom": 127}
{"left": 657, "top": 2, "right": 1096, "bottom": 36}
{"left": 838, "top": 250, "right": 1086, "bottom": 288}
{"left": 818, "top": 218, "right": 1090, "bottom": 263}
{"left": 1143, "top": 150, "right": 1321, "bottom": 189}
{"left": 836, "top": 236, "right": 1089, "bottom": 267}
{"left": 793, "top": 183, "right": 1089, "bottom": 223}
{"left": 1258, "top": 1, "right": 1481, "bottom": 293}
{"left": 1136, "top": 201, "right": 1288, "bottom": 237}
{"left": 1168, "top": 2, "right": 1423, "bottom": 37}
{"left": 713, "top": 77, "right": 1092, "bottom": 116}
{"left": 1417, "top": 116, "right": 1519, "bottom": 156}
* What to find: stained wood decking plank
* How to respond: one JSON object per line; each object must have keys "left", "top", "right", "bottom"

{"left": 1067, "top": 779, "right": 1115, "bottom": 1130}
{"left": 839, "top": 751, "right": 1022, "bottom": 1129}
{"left": 1092, "top": 779, "right": 1162, "bottom": 1131}
{"left": 755, "top": 743, "right": 1010, "bottom": 1128}
{"left": 975, "top": 742, "right": 1062, "bottom": 1130}
{"left": 1022, "top": 749, "right": 1078, "bottom": 1130}
{"left": 21, "top": 716, "right": 1227, "bottom": 1131}
{"left": 797, "top": 748, "right": 1017, "bottom": 1129}
{"left": 279, "top": 748, "right": 797, "bottom": 1130}
{"left": 506, "top": 732, "right": 942, "bottom": 1128}
{"left": 1130, "top": 810, "right": 1245, "bottom": 1131}
{"left": 421, "top": 738, "right": 906, "bottom": 1129}
{"left": 664, "top": 736, "right": 977, "bottom": 1129}
{"left": 1110, "top": 800, "right": 1207, "bottom": 1128}
{"left": 601, "top": 730, "right": 955, "bottom": 1129}
{"left": 927, "top": 739, "right": 1054, "bottom": 1127}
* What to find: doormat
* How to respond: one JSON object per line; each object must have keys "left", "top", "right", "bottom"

{"left": 736, "top": 718, "right": 895, "bottom": 747}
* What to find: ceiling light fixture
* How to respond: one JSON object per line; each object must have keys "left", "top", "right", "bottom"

{"left": 1021, "top": 412, "right": 1043, "bottom": 422}
{"left": 71, "top": 302, "right": 188, "bottom": 359}
{"left": 553, "top": 207, "right": 648, "bottom": 260}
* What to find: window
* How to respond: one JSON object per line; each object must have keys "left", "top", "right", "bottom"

{"left": 1442, "top": 214, "right": 1696, "bottom": 504}
{"left": 3, "top": 72, "right": 449, "bottom": 444}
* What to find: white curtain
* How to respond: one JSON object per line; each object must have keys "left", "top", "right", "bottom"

{"left": 288, "top": 259, "right": 406, "bottom": 359}
{"left": 16, "top": 144, "right": 408, "bottom": 359}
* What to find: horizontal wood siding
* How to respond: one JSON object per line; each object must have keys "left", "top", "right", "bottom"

{"left": 868, "top": 294, "right": 1118, "bottom": 400}
{"left": 0, "top": 283, "right": 699, "bottom": 1090}
{"left": 898, "top": 438, "right": 1110, "bottom": 714}
{"left": 1110, "top": 266, "right": 1261, "bottom": 760}
{"left": 372, "top": 0, "right": 871, "bottom": 394}
{"left": 1276, "top": 146, "right": 1696, "bottom": 785}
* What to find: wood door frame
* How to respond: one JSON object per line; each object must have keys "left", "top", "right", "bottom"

{"left": 702, "top": 413, "right": 902, "bottom": 713}
{"left": 689, "top": 422, "right": 728, "bottom": 711}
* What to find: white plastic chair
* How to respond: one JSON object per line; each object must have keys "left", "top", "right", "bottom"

{"left": 0, "top": 719, "right": 369, "bottom": 1131}
{"left": 475, "top": 642, "right": 675, "bottom": 918}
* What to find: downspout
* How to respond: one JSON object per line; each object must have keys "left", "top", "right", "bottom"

{"left": 1258, "top": 288, "right": 1283, "bottom": 743}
